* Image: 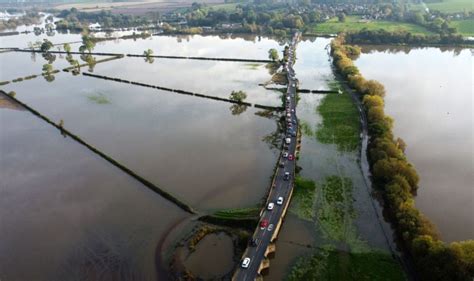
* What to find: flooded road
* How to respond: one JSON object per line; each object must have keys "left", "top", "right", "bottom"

{"left": 265, "top": 37, "right": 401, "bottom": 281}
{"left": 355, "top": 46, "right": 473, "bottom": 242}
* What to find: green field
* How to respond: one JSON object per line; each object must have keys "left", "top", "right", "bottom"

{"left": 316, "top": 82, "right": 360, "bottom": 152}
{"left": 309, "top": 16, "right": 434, "bottom": 35}
{"left": 450, "top": 19, "right": 474, "bottom": 36}
{"left": 287, "top": 249, "right": 405, "bottom": 281}
{"left": 412, "top": 0, "right": 473, "bottom": 13}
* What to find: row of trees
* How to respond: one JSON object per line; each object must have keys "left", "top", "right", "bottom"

{"left": 331, "top": 35, "right": 473, "bottom": 281}
{"left": 55, "top": 9, "right": 150, "bottom": 31}
{"left": 344, "top": 28, "right": 466, "bottom": 45}
{"left": 0, "top": 11, "right": 41, "bottom": 31}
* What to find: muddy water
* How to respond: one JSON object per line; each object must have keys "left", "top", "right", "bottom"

{"left": 88, "top": 56, "right": 282, "bottom": 106}
{"left": 0, "top": 52, "right": 83, "bottom": 82}
{"left": 90, "top": 34, "right": 286, "bottom": 59}
{"left": 2, "top": 59, "right": 279, "bottom": 210}
{"left": 0, "top": 96, "right": 189, "bottom": 281}
{"left": 355, "top": 46, "right": 473, "bottom": 242}
{"left": 265, "top": 38, "right": 400, "bottom": 280}
{"left": 294, "top": 37, "right": 333, "bottom": 90}
{"left": 183, "top": 232, "right": 235, "bottom": 278}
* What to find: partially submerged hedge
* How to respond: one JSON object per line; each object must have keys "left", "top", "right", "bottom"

{"left": 330, "top": 34, "right": 473, "bottom": 281}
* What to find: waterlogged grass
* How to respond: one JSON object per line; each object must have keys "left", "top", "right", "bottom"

{"left": 316, "top": 82, "right": 360, "bottom": 152}
{"left": 317, "top": 176, "right": 367, "bottom": 251}
{"left": 309, "top": 16, "right": 433, "bottom": 35}
{"left": 87, "top": 93, "right": 110, "bottom": 104}
{"left": 244, "top": 63, "right": 262, "bottom": 70}
{"left": 290, "top": 177, "right": 317, "bottom": 220}
{"left": 287, "top": 248, "right": 405, "bottom": 281}
{"left": 299, "top": 120, "right": 315, "bottom": 137}
{"left": 211, "top": 207, "right": 260, "bottom": 220}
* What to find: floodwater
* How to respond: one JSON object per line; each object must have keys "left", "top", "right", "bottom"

{"left": 355, "top": 46, "right": 474, "bottom": 242}
{"left": 0, "top": 94, "right": 189, "bottom": 281}
{"left": 0, "top": 32, "right": 285, "bottom": 279}
{"left": 2, "top": 68, "right": 279, "bottom": 210}
{"left": 0, "top": 51, "right": 83, "bottom": 82}
{"left": 265, "top": 38, "right": 400, "bottom": 281}
{"left": 88, "top": 56, "right": 282, "bottom": 106}
{"left": 183, "top": 232, "right": 235, "bottom": 279}
{"left": 90, "top": 34, "right": 286, "bottom": 59}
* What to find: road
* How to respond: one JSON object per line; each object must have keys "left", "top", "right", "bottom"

{"left": 233, "top": 32, "right": 300, "bottom": 281}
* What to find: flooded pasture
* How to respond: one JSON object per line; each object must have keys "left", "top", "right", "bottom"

{"left": 0, "top": 33, "right": 286, "bottom": 280}
{"left": 0, "top": 95, "right": 189, "bottom": 281}
{"left": 355, "top": 46, "right": 474, "bottom": 242}
{"left": 265, "top": 38, "right": 402, "bottom": 281}
{"left": 1, "top": 68, "right": 279, "bottom": 210}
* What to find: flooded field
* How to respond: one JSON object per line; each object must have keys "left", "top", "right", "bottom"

{"left": 355, "top": 46, "right": 473, "bottom": 242}
{"left": 0, "top": 33, "right": 286, "bottom": 280}
{"left": 265, "top": 38, "right": 403, "bottom": 281}
{"left": 0, "top": 95, "right": 190, "bottom": 280}
{"left": 2, "top": 68, "right": 279, "bottom": 210}
{"left": 90, "top": 34, "right": 285, "bottom": 59}
{"left": 88, "top": 56, "right": 282, "bottom": 106}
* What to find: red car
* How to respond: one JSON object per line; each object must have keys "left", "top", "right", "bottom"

{"left": 288, "top": 154, "right": 294, "bottom": 161}
{"left": 260, "top": 219, "right": 269, "bottom": 230}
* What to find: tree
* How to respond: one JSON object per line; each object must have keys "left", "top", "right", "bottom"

{"left": 63, "top": 43, "right": 71, "bottom": 54}
{"left": 268, "top": 48, "right": 279, "bottom": 62}
{"left": 337, "top": 13, "right": 346, "bottom": 23}
{"left": 40, "top": 39, "right": 53, "bottom": 52}
{"left": 230, "top": 90, "right": 247, "bottom": 102}
{"left": 143, "top": 49, "right": 154, "bottom": 57}
{"left": 81, "top": 34, "right": 96, "bottom": 53}
{"left": 42, "top": 63, "right": 53, "bottom": 74}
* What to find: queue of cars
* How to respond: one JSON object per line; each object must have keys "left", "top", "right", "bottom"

{"left": 240, "top": 34, "right": 299, "bottom": 271}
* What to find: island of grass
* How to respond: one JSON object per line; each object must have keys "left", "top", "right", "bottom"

{"left": 199, "top": 207, "right": 260, "bottom": 229}
{"left": 308, "top": 16, "right": 434, "bottom": 36}
{"left": 316, "top": 81, "right": 360, "bottom": 152}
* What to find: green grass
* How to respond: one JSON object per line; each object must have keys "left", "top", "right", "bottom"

{"left": 450, "top": 19, "right": 474, "bottom": 36}
{"left": 290, "top": 177, "right": 317, "bottom": 220}
{"left": 316, "top": 82, "right": 360, "bottom": 152}
{"left": 287, "top": 249, "right": 405, "bottom": 281}
{"left": 244, "top": 63, "right": 262, "bottom": 70}
{"left": 211, "top": 207, "right": 260, "bottom": 220}
{"left": 87, "top": 93, "right": 110, "bottom": 104}
{"left": 411, "top": 0, "right": 473, "bottom": 13}
{"left": 309, "top": 16, "right": 434, "bottom": 35}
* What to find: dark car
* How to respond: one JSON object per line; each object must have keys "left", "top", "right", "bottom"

{"left": 279, "top": 161, "right": 285, "bottom": 168}
{"left": 250, "top": 238, "right": 259, "bottom": 247}
{"left": 284, "top": 172, "right": 290, "bottom": 180}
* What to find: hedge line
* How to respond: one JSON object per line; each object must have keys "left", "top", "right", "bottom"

{"left": 330, "top": 35, "right": 473, "bottom": 281}
{"left": 0, "top": 90, "right": 196, "bottom": 215}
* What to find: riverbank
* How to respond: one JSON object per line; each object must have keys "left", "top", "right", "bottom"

{"left": 330, "top": 34, "right": 474, "bottom": 281}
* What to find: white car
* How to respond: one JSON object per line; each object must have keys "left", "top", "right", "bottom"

{"left": 241, "top": 257, "right": 251, "bottom": 268}
{"left": 285, "top": 138, "right": 291, "bottom": 144}
{"left": 277, "top": 197, "right": 284, "bottom": 205}
{"left": 268, "top": 224, "right": 274, "bottom": 231}
{"left": 283, "top": 152, "right": 289, "bottom": 158}
{"left": 267, "top": 202, "right": 275, "bottom": 210}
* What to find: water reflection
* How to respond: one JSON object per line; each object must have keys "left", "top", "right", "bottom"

{"left": 355, "top": 46, "right": 473, "bottom": 242}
